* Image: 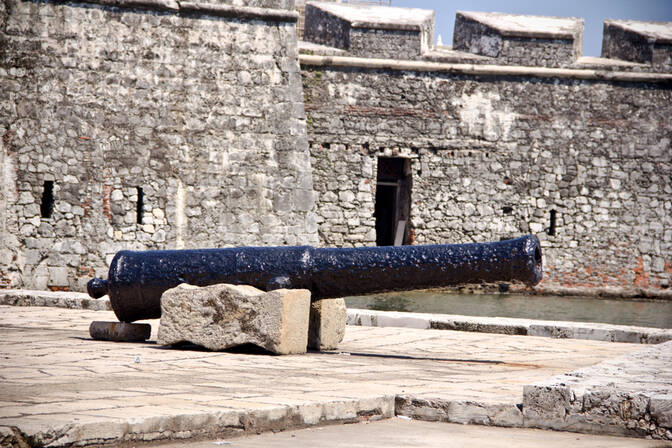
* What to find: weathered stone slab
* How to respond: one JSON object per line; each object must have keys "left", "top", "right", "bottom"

{"left": 523, "top": 340, "right": 672, "bottom": 440}
{"left": 89, "top": 321, "right": 151, "bottom": 342}
{"left": 308, "top": 298, "right": 346, "bottom": 350}
{"left": 157, "top": 284, "right": 311, "bottom": 355}
{"left": 395, "top": 395, "right": 523, "bottom": 427}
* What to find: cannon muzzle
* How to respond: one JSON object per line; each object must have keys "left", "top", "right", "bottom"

{"left": 88, "top": 235, "right": 543, "bottom": 323}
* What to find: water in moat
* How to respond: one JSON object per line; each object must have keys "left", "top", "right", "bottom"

{"left": 344, "top": 291, "right": 672, "bottom": 329}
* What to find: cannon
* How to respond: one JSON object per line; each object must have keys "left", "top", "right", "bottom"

{"left": 88, "top": 235, "right": 543, "bottom": 323}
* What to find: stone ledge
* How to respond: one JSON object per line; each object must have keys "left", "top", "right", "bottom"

{"left": 0, "top": 289, "right": 111, "bottom": 311}
{"left": 1, "top": 397, "right": 395, "bottom": 447}
{"left": 28, "top": 0, "right": 299, "bottom": 22}
{"left": 529, "top": 284, "right": 672, "bottom": 301}
{"left": 523, "top": 341, "right": 672, "bottom": 440}
{"left": 299, "top": 54, "right": 672, "bottom": 82}
{"left": 179, "top": 2, "right": 298, "bottom": 22}
{"left": 347, "top": 309, "right": 672, "bottom": 344}
{"left": 395, "top": 396, "right": 523, "bottom": 427}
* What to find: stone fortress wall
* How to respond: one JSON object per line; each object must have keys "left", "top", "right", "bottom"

{"left": 301, "top": 3, "right": 672, "bottom": 290}
{"left": 1, "top": 0, "right": 671, "bottom": 292}
{"left": 0, "top": 0, "right": 317, "bottom": 291}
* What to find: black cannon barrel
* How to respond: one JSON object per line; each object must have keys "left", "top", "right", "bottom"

{"left": 88, "top": 235, "right": 543, "bottom": 323}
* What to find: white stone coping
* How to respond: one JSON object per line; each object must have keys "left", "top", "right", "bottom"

{"left": 46, "top": 0, "right": 299, "bottom": 22}
{"left": 299, "top": 54, "right": 672, "bottom": 82}
{"left": 605, "top": 19, "right": 672, "bottom": 44}
{"left": 457, "top": 11, "right": 583, "bottom": 40}
{"left": 307, "top": 1, "right": 433, "bottom": 31}
{"left": 573, "top": 55, "right": 649, "bottom": 68}
{"left": 424, "top": 46, "right": 492, "bottom": 62}
{"left": 347, "top": 308, "right": 672, "bottom": 344}
{"left": 299, "top": 40, "right": 347, "bottom": 56}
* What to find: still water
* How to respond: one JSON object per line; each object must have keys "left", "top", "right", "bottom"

{"left": 344, "top": 291, "right": 672, "bottom": 329}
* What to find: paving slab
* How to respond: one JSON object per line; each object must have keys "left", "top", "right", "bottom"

{"left": 0, "top": 305, "right": 643, "bottom": 447}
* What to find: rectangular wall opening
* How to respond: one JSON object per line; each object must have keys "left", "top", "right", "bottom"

{"left": 40, "top": 181, "right": 54, "bottom": 218}
{"left": 375, "top": 157, "right": 411, "bottom": 246}
{"left": 548, "top": 209, "right": 557, "bottom": 236}
{"left": 136, "top": 187, "right": 144, "bottom": 224}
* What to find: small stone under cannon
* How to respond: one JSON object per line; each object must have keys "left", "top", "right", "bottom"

{"left": 87, "top": 235, "right": 542, "bottom": 353}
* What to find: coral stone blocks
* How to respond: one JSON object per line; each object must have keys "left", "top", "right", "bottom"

{"left": 303, "top": 1, "right": 434, "bottom": 60}
{"left": 602, "top": 20, "right": 672, "bottom": 72}
{"left": 453, "top": 11, "right": 584, "bottom": 67}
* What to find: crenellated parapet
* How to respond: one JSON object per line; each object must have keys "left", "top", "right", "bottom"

{"left": 300, "top": 2, "right": 671, "bottom": 73}
{"left": 303, "top": 1, "right": 434, "bottom": 60}
{"left": 452, "top": 11, "right": 584, "bottom": 68}
{"left": 602, "top": 20, "right": 672, "bottom": 72}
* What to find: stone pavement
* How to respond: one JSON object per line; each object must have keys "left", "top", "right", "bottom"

{"left": 0, "top": 305, "right": 649, "bottom": 447}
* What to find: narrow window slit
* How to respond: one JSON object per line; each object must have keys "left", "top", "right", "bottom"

{"left": 136, "top": 187, "right": 144, "bottom": 224}
{"left": 548, "top": 210, "right": 557, "bottom": 236}
{"left": 40, "top": 181, "right": 54, "bottom": 218}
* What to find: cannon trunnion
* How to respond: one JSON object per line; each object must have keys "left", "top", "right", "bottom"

{"left": 88, "top": 235, "right": 543, "bottom": 323}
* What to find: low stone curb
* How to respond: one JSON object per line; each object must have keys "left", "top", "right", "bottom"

{"left": 395, "top": 396, "right": 523, "bottom": 428}
{"left": 0, "top": 289, "right": 111, "bottom": 311}
{"left": 529, "top": 285, "right": 672, "bottom": 301}
{"left": 347, "top": 309, "right": 672, "bottom": 344}
{"left": 523, "top": 341, "right": 672, "bottom": 440}
{"left": 0, "top": 396, "right": 395, "bottom": 447}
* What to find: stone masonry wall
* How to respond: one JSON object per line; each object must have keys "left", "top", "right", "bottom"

{"left": 303, "top": 4, "right": 426, "bottom": 61}
{"left": 453, "top": 16, "right": 579, "bottom": 68}
{"left": 303, "top": 66, "right": 672, "bottom": 289}
{"left": 348, "top": 28, "right": 423, "bottom": 61}
{"left": 0, "top": 0, "right": 317, "bottom": 291}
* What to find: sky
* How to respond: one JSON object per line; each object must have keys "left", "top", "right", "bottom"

{"left": 391, "top": 0, "right": 672, "bottom": 57}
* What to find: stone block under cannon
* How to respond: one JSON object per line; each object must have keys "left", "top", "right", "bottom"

{"left": 86, "top": 236, "right": 542, "bottom": 352}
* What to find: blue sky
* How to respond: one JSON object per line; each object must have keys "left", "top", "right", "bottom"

{"left": 391, "top": 0, "right": 672, "bottom": 57}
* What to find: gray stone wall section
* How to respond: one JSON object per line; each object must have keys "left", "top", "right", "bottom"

{"left": 653, "top": 43, "right": 672, "bottom": 72}
{"left": 309, "top": 142, "right": 376, "bottom": 247}
{"left": 498, "top": 37, "right": 577, "bottom": 68}
{"left": 602, "top": 23, "right": 653, "bottom": 65}
{"left": 0, "top": 0, "right": 317, "bottom": 290}
{"left": 602, "top": 21, "right": 672, "bottom": 73}
{"left": 302, "top": 66, "right": 672, "bottom": 290}
{"left": 348, "top": 28, "right": 423, "bottom": 60}
{"left": 453, "top": 12, "right": 581, "bottom": 68}
{"left": 453, "top": 14, "right": 503, "bottom": 58}
{"left": 304, "top": 4, "right": 350, "bottom": 51}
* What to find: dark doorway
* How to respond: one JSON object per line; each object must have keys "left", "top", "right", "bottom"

{"left": 375, "top": 157, "right": 411, "bottom": 246}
